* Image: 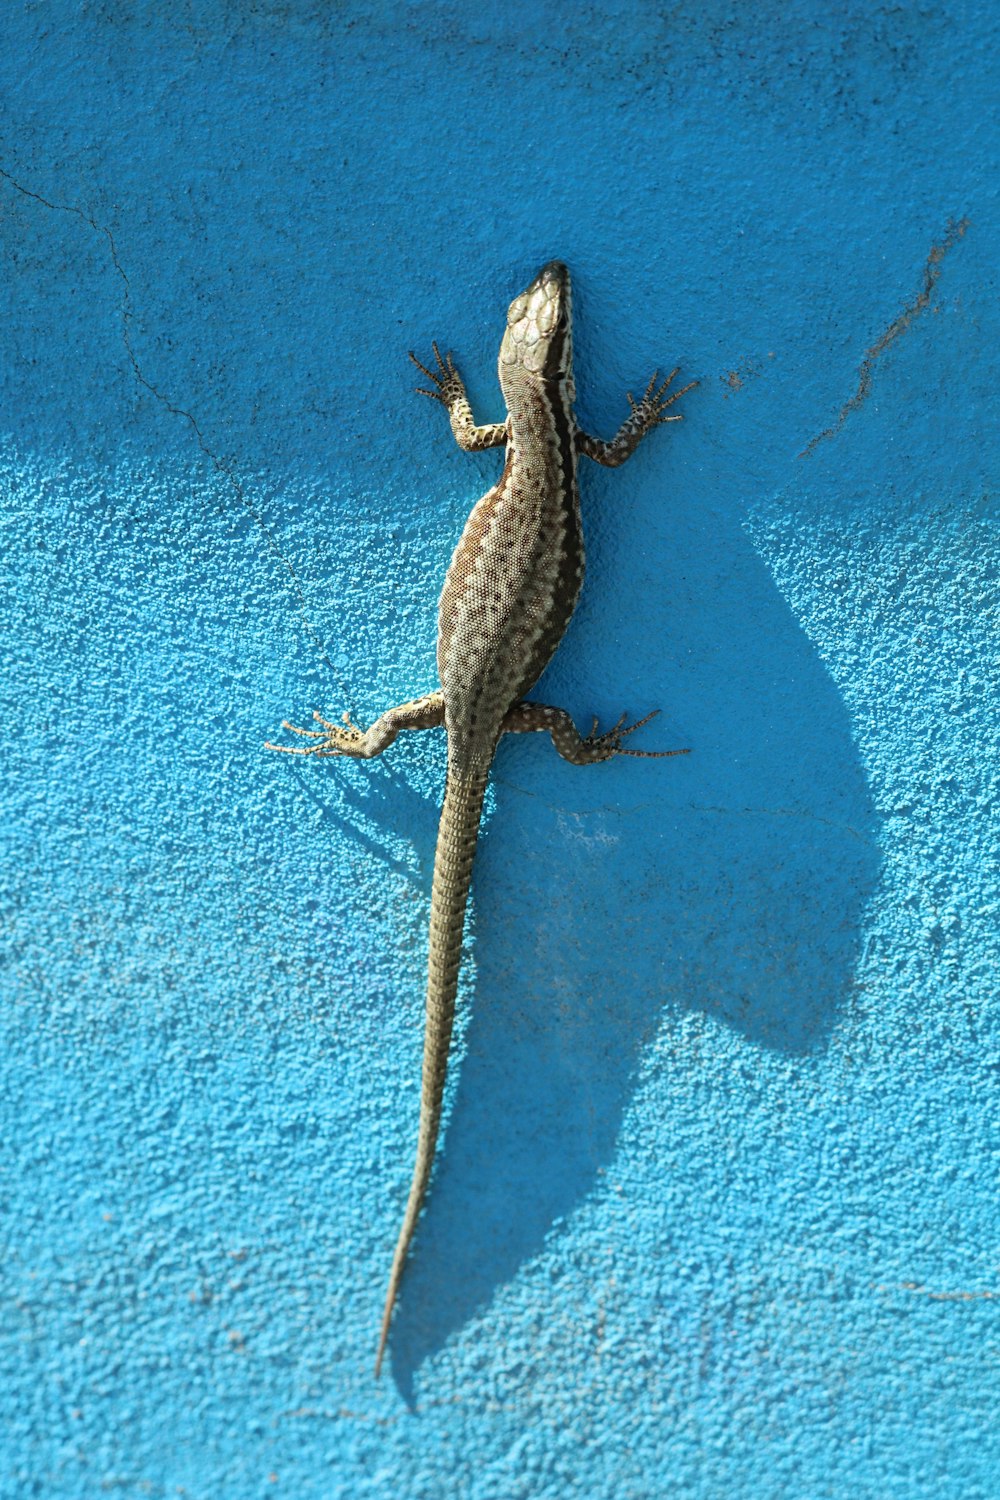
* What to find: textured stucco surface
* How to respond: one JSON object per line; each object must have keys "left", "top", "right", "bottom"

{"left": 1, "top": 3, "right": 997, "bottom": 1496}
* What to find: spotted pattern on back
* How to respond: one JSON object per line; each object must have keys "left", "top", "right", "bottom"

{"left": 438, "top": 263, "right": 583, "bottom": 772}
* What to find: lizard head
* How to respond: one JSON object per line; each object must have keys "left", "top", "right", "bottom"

{"left": 499, "top": 261, "right": 574, "bottom": 398}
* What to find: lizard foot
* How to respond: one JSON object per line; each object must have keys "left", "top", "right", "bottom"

{"left": 409, "top": 342, "right": 466, "bottom": 407}
{"left": 584, "top": 709, "right": 690, "bottom": 761}
{"left": 264, "top": 709, "right": 366, "bottom": 757}
{"left": 627, "top": 369, "right": 698, "bottom": 429}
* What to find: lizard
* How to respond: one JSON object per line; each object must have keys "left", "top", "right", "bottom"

{"left": 266, "top": 261, "right": 694, "bottom": 1377}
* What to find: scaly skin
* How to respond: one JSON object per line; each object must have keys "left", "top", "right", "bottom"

{"left": 267, "top": 262, "right": 695, "bottom": 1376}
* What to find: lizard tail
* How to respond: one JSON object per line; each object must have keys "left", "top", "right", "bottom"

{"left": 375, "top": 766, "right": 490, "bottom": 1377}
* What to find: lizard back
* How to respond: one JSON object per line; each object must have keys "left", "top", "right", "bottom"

{"left": 438, "top": 263, "right": 584, "bottom": 771}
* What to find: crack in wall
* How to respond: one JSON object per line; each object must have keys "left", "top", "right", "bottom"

{"left": 0, "top": 163, "right": 351, "bottom": 703}
{"left": 799, "top": 216, "right": 970, "bottom": 460}
{"left": 689, "top": 802, "right": 873, "bottom": 845}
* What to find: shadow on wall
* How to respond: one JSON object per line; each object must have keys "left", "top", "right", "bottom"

{"left": 379, "top": 491, "right": 882, "bottom": 1392}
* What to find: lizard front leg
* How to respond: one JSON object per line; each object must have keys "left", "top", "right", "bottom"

{"left": 265, "top": 691, "right": 445, "bottom": 759}
{"left": 500, "top": 702, "right": 690, "bottom": 764}
{"left": 410, "top": 343, "right": 507, "bottom": 452}
{"left": 576, "top": 368, "right": 696, "bottom": 468}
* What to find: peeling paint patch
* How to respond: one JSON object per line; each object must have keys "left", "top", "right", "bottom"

{"left": 799, "top": 216, "right": 969, "bottom": 458}
{"left": 720, "top": 353, "right": 774, "bottom": 397}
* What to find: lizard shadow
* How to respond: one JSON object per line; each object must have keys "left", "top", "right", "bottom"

{"left": 288, "top": 756, "right": 441, "bottom": 890}
{"left": 383, "top": 477, "right": 882, "bottom": 1394}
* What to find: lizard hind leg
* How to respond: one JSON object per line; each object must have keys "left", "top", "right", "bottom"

{"left": 265, "top": 691, "right": 445, "bottom": 759}
{"left": 500, "top": 701, "right": 690, "bottom": 764}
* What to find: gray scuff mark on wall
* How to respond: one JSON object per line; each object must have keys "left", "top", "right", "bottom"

{"left": 877, "top": 1282, "right": 1000, "bottom": 1301}
{"left": 0, "top": 163, "right": 350, "bottom": 700}
{"left": 799, "top": 216, "right": 970, "bottom": 459}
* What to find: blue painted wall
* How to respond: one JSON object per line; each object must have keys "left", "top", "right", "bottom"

{"left": 1, "top": 3, "right": 997, "bottom": 1496}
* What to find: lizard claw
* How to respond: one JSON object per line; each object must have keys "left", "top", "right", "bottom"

{"left": 616, "top": 709, "right": 691, "bottom": 758}
{"left": 627, "top": 368, "right": 698, "bottom": 430}
{"left": 410, "top": 345, "right": 464, "bottom": 407}
{"left": 264, "top": 709, "right": 367, "bottom": 757}
{"left": 583, "top": 708, "right": 690, "bottom": 761}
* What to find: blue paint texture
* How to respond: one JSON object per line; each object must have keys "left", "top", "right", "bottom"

{"left": 1, "top": 3, "right": 997, "bottom": 1495}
